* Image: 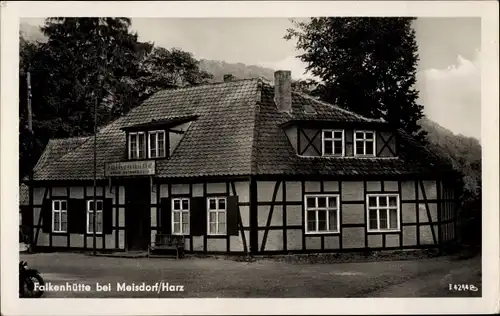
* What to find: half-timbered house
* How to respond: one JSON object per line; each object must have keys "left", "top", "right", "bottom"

{"left": 22, "top": 70, "right": 460, "bottom": 255}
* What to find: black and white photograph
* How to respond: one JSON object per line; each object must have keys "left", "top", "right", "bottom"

{"left": 1, "top": 1, "right": 499, "bottom": 315}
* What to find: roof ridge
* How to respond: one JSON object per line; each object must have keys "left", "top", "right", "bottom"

{"left": 292, "top": 91, "right": 386, "bottom": 123}
{"left": 160, "top": 77, "right": 261, "bottom": 91}
{"left": 122, "top": 78, "right": 262, "bottom": 122}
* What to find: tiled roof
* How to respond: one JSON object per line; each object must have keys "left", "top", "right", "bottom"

{"left": 289, "top": 92, "right": 385, "bottom": 123}
{"left": 33, "top": 136, "right": 90, "bottom": 173}
{"left": 253, "top": 85, "right": 455, "bottom": 178}
{"left": 31, "top": 78, "right": 454, "bottom": 181}
{"left": 33, "top": 79, "right": 260, "bottom": 180}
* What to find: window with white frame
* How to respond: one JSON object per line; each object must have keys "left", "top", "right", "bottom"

{"left": 148, "top": 130, "right": 166, "bottom": 158}
{"left": 304, "top": 195, "right": 340, "bottom": 233}
{"left": 322, "top": 130, "right": 345, "bottom": 156}
{"left": 128, "top": 132, "right": 146, "bottom": 159}
{"left": 52, "top": 200, "right": 68, "bottom": 233}
{"left": 367, "top": 194, "right": 400, "bottom": 232}
{"left": 354, "top": 131, "right": 375, "bottom": 156}
{"left": 172, "top": 198, "right": 190, "bottom": 235}
{"left": 87, "top": 200, "right": 104, "bottom": 234}
{"left": 207, "top": 197, "right": 226, "bottom": 235}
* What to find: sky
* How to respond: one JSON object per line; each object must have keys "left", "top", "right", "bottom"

{"left": 21, "top": 17, "right": 481, "bottom": 141}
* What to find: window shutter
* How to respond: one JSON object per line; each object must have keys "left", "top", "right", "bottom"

{"left": 41, "top": 198, "right": 52, "bottom": 233}
{"left": 160, "top": 198, "right": 172, "bottom": 234}
{"left": 190, "top": 197, "right": 207, "bottom": 236}
{"left": 226, "top": 196, "right": 239, "bottom": 236}
{"left": 103, "top": 198, "right": 113, "bottom": 234}
{"left": 68, "top": 199, "right": 86, "bottom": 234}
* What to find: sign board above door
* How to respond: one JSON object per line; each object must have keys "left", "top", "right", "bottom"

{"left": 105, "top": 160, "right": 156, "bottom": 177}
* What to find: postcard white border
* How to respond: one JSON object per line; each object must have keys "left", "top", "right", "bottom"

{"left": 1, "top": 1, "right": 499, "bottom": 315}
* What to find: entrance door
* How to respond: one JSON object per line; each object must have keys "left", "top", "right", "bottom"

{"left": 125, "top": 179, "right": 151, "bottom": 251}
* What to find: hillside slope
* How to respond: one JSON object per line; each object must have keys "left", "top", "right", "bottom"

{"left": 420, "top": 117, "right": 481, "bottom": 193}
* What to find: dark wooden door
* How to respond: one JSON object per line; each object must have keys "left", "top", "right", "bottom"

{"left": 125, "top": 179, "right": 151, "bottom": 251}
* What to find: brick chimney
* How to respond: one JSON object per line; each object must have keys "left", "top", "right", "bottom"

{"left": 223, "top": 74, "right": 236, "bottom": 82}
{"left": 274, "top": 70, "right": 292, "bottom": 112}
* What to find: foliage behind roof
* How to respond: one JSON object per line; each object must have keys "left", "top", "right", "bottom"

{"left": 31, "top": 78, "right": 455, "bottom": 181}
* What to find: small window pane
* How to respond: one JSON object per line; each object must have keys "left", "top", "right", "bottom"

{"left": 365, "top": 132, "right": 374, "bottom": 140}
{"left": 54, "top": 201, "right": 60, "bottom": 210}
{"left": 324, "top": 142, "right": 333, "bottom": 155}
{"left": 328, "top": 197, "right": 337, "bottom": 208}
{"left": 379, "top": 210, "right": 388, "bottom": 229}
{"left": 365, "top": 143, "right": 374, "bottom": 155}
{"left": 318, "top": 210, "right": 326, "bottom": 222}
{"left": 182, "top": 199, "right": 189, "bottom": 210}
{"left": 218, "top": 199, "right": 226, "bottom": 210}
{"left": 333, "top": 131, "right": 343, "bottom": 139}
{"left": 328, "top": 211, "right": 338, "bottom": 231}
{"left": 334, "top": 142, "right": 343, "bottom": 154}
{"left": 218, "top": 211, "right": 225, "bottom": 224}
{"left": 173, "top": 212, "right": 180, "bottom": 222}
{"left": 173, "top": 200, "right": 181, "bottom": 210}
{"left": 307, "top": 197, "right": 316, "bottom": 208}
{"left": 355, "top": 132, "right": 364, "bottom": 139}
{"left": 307, "top": 220, "right": 316, "bottom": 232}
{"left": 209, "top": 223, "right": 217, "bottom": 234}
{"left": 61, "top": 201, "right": 67, "bottom": 210}
{"left": 307, "top": 210, "right": 316, "bottom": 221}
{"left": 209, "top": 212, "right": 216, "bottom": 222}
{"left": 61, "top": 221, "right": 67, "bottom": 232}
{"left": 218, "top": 223, "right": 226, "bottom": 234}
{"left": 318, "top": 197, "right": 326, "bottom": 208}
{"left": 318, "top": 220, "right": 327, "bottom": 231}
{"left": 61, "top": 211, "right": 67, "bottom": 223}
{"left": 324, "top": 131, "right": 332, "bottom": 139}
{"left": 173, "top": 223, "right": 180, "bottom": 234}
{"left": 150, "top": 133, "right": 157, "bottom": 147}
{"left": 97, "top": 200, "right": 103, "bottom": 211}
{"left": 369, "top": 197, "right": 377, "bottom": 207}
{"left": 369, "top": 209, "right": 378, "bottom": 230}
{"left": 209, "top": 199, "right": 216, "bottom": 210}
{"left": 97, "top": 215, "right": 103, "bottom": 233}
{"left": 388, "top": 196, "right": 397, "bottom": 207}
{"left": 182, "top": 223, "right": 189, "bottom": 234}
{"left": 355, "top": 143, "right": 364, "bottom": 154}
{"left": 54, "top": 212, "right": 60, "bottom": 227}
{"left": 379, "top": 197, "right": 388, "bottom": 207}
{"left": 182, "top": 212, "right": 189, "bottom": 223}
{"left": 389, "top": 209, "right": 398, "bottom": 229}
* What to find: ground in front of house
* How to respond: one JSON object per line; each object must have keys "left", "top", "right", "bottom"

{"left": 18, "top": 252, "right": 481, "bottom": 298}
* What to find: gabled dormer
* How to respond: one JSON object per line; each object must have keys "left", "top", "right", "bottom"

{"left": 282, "top": 120, "right": 398, "bottom": 158}
{"left": 271, "top": 70, "right": 398, "bottom": 159}
{"left": 120, "top": 115, "right": 197, "bottom": 161}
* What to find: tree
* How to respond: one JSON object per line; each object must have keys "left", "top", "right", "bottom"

{"left": 18, "top": 18, "right": 213, "bottom": 178}
{"left": 285, "top": 17, "right": 427, "bottom": 142}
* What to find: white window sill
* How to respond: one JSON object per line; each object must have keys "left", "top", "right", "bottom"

{"left": 367, "top": 229, "right": 401, "bottom": 233}
{"left": 304, "top": 231, "right": 340, "bottom": 235}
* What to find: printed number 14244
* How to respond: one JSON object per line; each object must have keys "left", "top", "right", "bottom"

{"left": 449, "top": 284, "right": 479, "bottom": 292}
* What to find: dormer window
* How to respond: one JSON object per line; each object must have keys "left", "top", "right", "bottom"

{"left": 122, "top": 115, "right": 197, "bottom": 161}
{"left": 148, "top": 130, "right": 166, "bottom": 158}
{"left": 322, "top": 129, "right": 345, "bottom": 156}
{"left": 354, "top": 130, "right": 376, "bottom": 156}
{"left": 129, "top": 132, "right": 146, "bottom": 159}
